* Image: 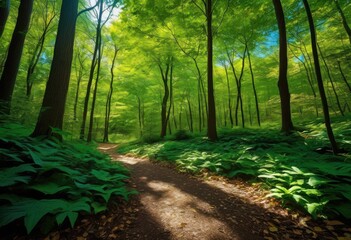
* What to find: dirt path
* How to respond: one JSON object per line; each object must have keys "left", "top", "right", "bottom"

{"left": 98, "top": 144, "right": 350, "bottom": 240}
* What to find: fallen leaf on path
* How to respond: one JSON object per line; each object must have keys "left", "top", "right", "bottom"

{"left": 180, "top": 223, "right": 187, "bottom": 228}
{"left": 325, "top": 220, "right": 344, "bottom": 226}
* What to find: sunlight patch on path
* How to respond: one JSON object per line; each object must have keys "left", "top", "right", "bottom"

{"left": 140, "top": 180, "right": 239, "bottom": 240}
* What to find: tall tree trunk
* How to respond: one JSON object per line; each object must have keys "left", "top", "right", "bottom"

{"left": 317, "top": 44, "right": 344, "bottom": 116}
{"left": 224, "top": 63, "right": 233, "bottom": 127}
{"left": 337, "top": 61, "right": 351, "bottom": 93}
{"left": 26, "top": 3, "right": 56, "bottom": 97}
{"left": 302, "top": 0, "right": 338, "bottom": 154}
{"left": 0, "top": 0, "right": 10, "bottom": 38}
{"left": 247, "top": 44, "right": 261, "bottom": 126}
{"left": 87, "top": 39, "right": 103, "bottom": 142}
{"left": 187, "top": 97, "right": 193, "bottom": 132}
{"left": 166, "top": 64, "right": 174, "bottom": 135}
{"left": 80, "top": 0, "right": 102, "bottom": 140}
{"left": 32, "top": 0, "right": 78, "bottom": 137}
{"left": 103, "top": 45, "right": 118, "bottom": 143}
{"left": 73, "top": 52, "right": 85, "bottom": 121}
{"left": 205, "top": 0, "right": 217, "bottom": 141}
{"left": 272, "top": 0, "right": 294, "bottom": 134}
{"left": 159, "top": 58, "right": 171, "bottom": 138}
{"left": 334, "top": 0, "right": 351, "bottom": 44}
{"left": 137, "top": 96, "right": 143, "bottom": 137}
{"left": 0, "top": 0, "right": 34, "bottom": 115}
{"left": 227, "top": 47, "right": 246, "bottom": 128}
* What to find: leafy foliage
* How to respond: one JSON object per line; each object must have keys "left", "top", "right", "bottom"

{"left": 118, "top": 119, "right": 351, "bottom": 219}
{"left": 0, "top": 124, "right": 135, "bottom": 234}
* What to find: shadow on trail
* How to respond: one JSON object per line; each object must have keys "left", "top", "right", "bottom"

{"left": 110, "top": 153, "right": 329, "bottom": 240}
{"left": 99, "top": 144, "right": 341, "bottom": 239}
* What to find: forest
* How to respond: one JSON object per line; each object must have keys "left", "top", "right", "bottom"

{"left": 0, "top": 0, "right": 351, "bottom": 239}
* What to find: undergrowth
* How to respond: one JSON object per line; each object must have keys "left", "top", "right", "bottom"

{"left": 118, "top": 119, "right": 351, "bottom": 220}
{"left": 0, "top": 123, "right": 136, "bottom": 235}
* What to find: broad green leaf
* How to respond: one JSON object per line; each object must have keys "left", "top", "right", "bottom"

{"left": 29, "top": 182, "right": 71, "bottom": 195}
{"left": 0, "top": 164, "right": 36, "bottom": 187}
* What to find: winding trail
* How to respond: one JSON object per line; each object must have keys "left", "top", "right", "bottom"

{"left": 98, "top": 144, "right": 348, "bottom": 240}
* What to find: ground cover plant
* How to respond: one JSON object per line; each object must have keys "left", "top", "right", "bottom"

{"left": 0, "top": 123, "right": 136, "bottom": 235}
{"left": 118, "top": 117, "right": 351, "bottom": 220}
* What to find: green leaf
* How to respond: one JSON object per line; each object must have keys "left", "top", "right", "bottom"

{"left": 0, "top": 164, "right": 36, "bottom": 187}
{"left": 92, "top": 202, "right": 107, "bottom": 214}
{"left": 29, "top": 182, "right": 71, "bottom": 195}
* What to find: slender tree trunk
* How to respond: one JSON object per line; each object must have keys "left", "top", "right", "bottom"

{"left": 334, "top": 0, "right": 351, "bottom": 44}
{"left": 205, "top": 0, "right": 217, "bottom": 141}
{"left": 272, "top": 0, "right": 294, "bottom": 134}
{"left": 337, "top": 61, "right": 351, "bottom": 93}
{"left": 32, "top": 0, "right": 78, "bottom": 137}
{"left": 166, "top": 63, "right": 174, "bottom": 135}
{"left": 159, "top": 58, "right": 171, "bottom": 138}
{"left": 0, "top": 0, "right": 34, "bottom": 115}
{"left": 187, "top": 97, "right": 193, "bottom": 132}
{"left": 80, "top": 0, "right": 102, "bottom": 140}
{"left": 26, "top": 5, "right": 56, "bottom": 97}
{"left": 87, "top": 38, "right": 103, "bottom": 142}
{"left": 227, "top": 47, "right": 246, "bottom": 128}
{"left": 137, "top": 96, "right": 143, "bottom": 137}
{"left": 103, "top": 45, "right": 118, "bottom": 143}
{"left": 317, "top": 44, "right": 344, "bottom": 116}
{"left": 247, "top": 44, "right": 261, "bottom": 126}
{"left": 73, "top": 53, "right": 84, "bottom": 121}
{"left": 224, "top": 64, "right": 233, "bottom": 127}
{"left": 303, "top": 0, "right": 338, "bottom": 154}
{"left": 0, "top": 0, "right": 10, "bottom": 37}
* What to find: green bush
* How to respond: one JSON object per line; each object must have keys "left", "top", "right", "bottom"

{"left": 119, "top": 121, "right": 351, "bottom": 220}
{"left": 0, "top": 124, "right": 136, "bottom": 234}
{"left": 141, "top": 134, "right": 162, "bottom": 144}
{"left": 174, "top": 130, "right": 192, "bottom": 140}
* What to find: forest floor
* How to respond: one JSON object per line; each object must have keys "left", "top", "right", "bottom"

{"left": 93, "top": 143, "right": 351, "bottom": 240}
{"left": 12, "top": 143, "right": 351, "bottom": 240}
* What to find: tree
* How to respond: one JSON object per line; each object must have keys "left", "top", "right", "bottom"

{"left": 205, "top": 0, "right": 218, "bottom": 140}
{"left": 31, "top": 0, "right": 78, "bottom": 137}
{"left": 0, "top": 0, "right": 34, "bottom": 115}
{"left": 302, "top": 0, "right": 338, "bottom": 154}
{"left": 0, "top": 0, "right": 10, "bottom": 37}
{"left": 26, "top": 0, "right": 57, "bottom": 97}
{"left": 191, "top": 0, "right": 218, "bottom": 140}
{"left": 272, "top": 0, "right": 294, "bottom": 134}
{"left": 158, "top": 56, "right": 173, "bottom": 138}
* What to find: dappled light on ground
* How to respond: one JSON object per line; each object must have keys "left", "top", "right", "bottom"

{"left": 99, "top": 144, "right": 351, "bottom": 240}
{"left": 144, "top": 180, "right": 236, "bottom": 239}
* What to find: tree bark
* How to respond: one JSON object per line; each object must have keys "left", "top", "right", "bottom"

{"left": 187, "top": 97, "right": 193, "bottom": 132}
{"left": 103, "top": 45, "right": 118, "bottom": 143}
{"left": 31, "top": 0, "right": 78, "bottom": 137}
{"left": 246, "top": 44, "right": 261, "bottom": 126}
{"left": 223, "top": 63, "right": 233, "bottom": 127}
{"left": 272, "top": 0, "right": 294, "bottom": 134}
{"left": 159, "top": 57, "right": 172, "bottom": 138}
{"left": 206, "top": 0, "right": 217, "bottom": 141}
{"left": 302, "top": 0, "right": 338, "bottom": 154}
{"left": 0, "top": 0, "right": 10, "bottom": 38}
{"left": 0, "top": 0, "right": 34, "bottom": 115}
{"left": 80, "top": 0, "right": 102, "bottom": 140}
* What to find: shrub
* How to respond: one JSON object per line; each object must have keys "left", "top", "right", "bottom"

{"left": 0, "top": 124, "right": 136, "bottom": 234}
{"left": 174, "top": 130, "right": 192, "bottom": 140}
